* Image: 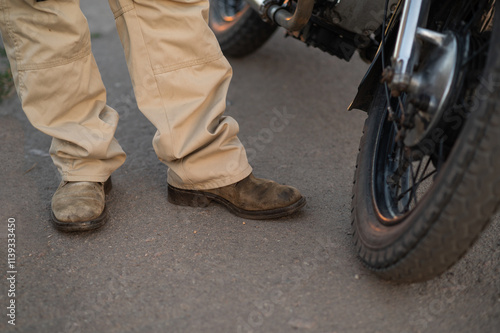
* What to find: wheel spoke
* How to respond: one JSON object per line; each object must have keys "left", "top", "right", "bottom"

{"left": 397, "top": 166, "right": 437, "bottom": 202}
{"left": 405, "top": 156, "right": 417, "bottom": 213}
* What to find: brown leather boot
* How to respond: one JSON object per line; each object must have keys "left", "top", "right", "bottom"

{"left": 168, "top": 174, "right": 306, "bottom": 219}
{"left": 51, "top": 178, "right": 112, "bottom": 232}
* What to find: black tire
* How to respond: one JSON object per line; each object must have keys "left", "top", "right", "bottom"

{"left": 209, "top": 0, "right": 277, "bottom": 57}
{"left": 352, "top": 0, "right": 500, "bottom": 282}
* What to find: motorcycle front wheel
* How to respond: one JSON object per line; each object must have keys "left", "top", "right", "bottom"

{"left": 208, "top": 0, "right": 277, "bottom": 57}
{"left": 352, "top": 0, "right": 500, "bottom": 282}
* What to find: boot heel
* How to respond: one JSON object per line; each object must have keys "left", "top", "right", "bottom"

{"left": 168, "top": 185, "right": 212, "bottom": 208}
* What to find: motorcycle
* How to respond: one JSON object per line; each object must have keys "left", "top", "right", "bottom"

{"left": 209, "top": 0, "right": 500, "bottom": 282}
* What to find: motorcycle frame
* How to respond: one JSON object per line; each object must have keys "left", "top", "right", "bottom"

{"left": 245, "top": 0, "right": 432, "bottom": 112}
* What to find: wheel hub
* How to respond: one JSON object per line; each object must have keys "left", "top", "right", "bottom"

{"left": 402, "top": 29, "right": 460, "bottom": 148}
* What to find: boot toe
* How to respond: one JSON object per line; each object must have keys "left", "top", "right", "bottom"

{"left": 51, "top": 181, "right": 108, "bottom": 231}
{"left": 277, "top": 185, "right": 303, "bottom": 207}
{"left": 52, "top": 197, "right": 104, "bottom": 222}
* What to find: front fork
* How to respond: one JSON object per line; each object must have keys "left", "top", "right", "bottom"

{"left": 390, "top": 0, "right": 429, "bottom": 94}
{"left": 385, "top": 0, "right": 459, "bottom": 148}
{"left": 389, "top": 0, "right": 454, "bottom": 95}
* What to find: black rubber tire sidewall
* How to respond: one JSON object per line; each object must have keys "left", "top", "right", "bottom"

{"left": 351, "top": 3, "right": 500, "bottom": 282}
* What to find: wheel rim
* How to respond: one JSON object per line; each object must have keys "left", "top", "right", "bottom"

{"left": 372, "top": 98, "right": 439, "bottom": 223}
{"left": 372, "top": 0, "right": 495, "bottom": 224}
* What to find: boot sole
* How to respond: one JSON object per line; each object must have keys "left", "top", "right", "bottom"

{"left": 51, "top": 209, "right": 108, "bottom": 232}
{"left": 51, "top": 178, "right": 112, "bottom": 232}
{"left": 168, "top": 185, "right": 306, "bottom": 220}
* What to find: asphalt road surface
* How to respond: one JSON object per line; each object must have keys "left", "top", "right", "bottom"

{"left": 0, "top": 2, "right": 499, "bottom": 333}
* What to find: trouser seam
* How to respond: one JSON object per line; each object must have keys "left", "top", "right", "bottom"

{"left": 17, "top": 46, "right": 92, "bottom": 71}
{"left": 168, "top": 165, "right": 253, "bottom": 190}
{"left": 62, "top": 173, "right": 113, "bottom": 181}
{"left": 112, "top": 3, "right": 134, "bottom": 19}
{"left": 152, "top": 51, "right": 223, "bottom": 74}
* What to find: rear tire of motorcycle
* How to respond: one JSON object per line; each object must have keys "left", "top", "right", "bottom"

{"left": 209, "top": 3, "right": 277, "bottom": 58}
{"left": 351, "top": 17, "right": 500, "bottom": 282}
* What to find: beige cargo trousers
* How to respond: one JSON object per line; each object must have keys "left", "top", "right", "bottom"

{"left": 0, "top": 0, "right": 253, "bottom": 190}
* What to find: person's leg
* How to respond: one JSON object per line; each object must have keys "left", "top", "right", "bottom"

{"left": 0, "top": 0, "right": 126, "bottom": 230}
{"left": 108, "top": 0, "right": 305, "bottom": 219}
{"left": 107, "top": 0, "right": 251, "bottom": 190}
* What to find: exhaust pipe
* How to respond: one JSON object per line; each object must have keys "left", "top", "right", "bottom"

{"left": 246, "top": 0, "right": 315, "bottom": 32}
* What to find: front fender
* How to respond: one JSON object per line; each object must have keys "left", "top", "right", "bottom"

{"left": 348, "top": 2, "right": 401, "bottom": 112}
{"left": 348, "top": 47, "right": 386, "bottom": 112}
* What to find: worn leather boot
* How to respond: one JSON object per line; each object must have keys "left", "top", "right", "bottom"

{"left": 51, "top": 178, "right": 112, "bottom": 232}
{"left": 168, "top": 174, "right": 306, "bottom": 219}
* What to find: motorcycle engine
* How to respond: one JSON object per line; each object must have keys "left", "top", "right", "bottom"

{"left": 287, "top": 0, "right": 392, "bottom": 62}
